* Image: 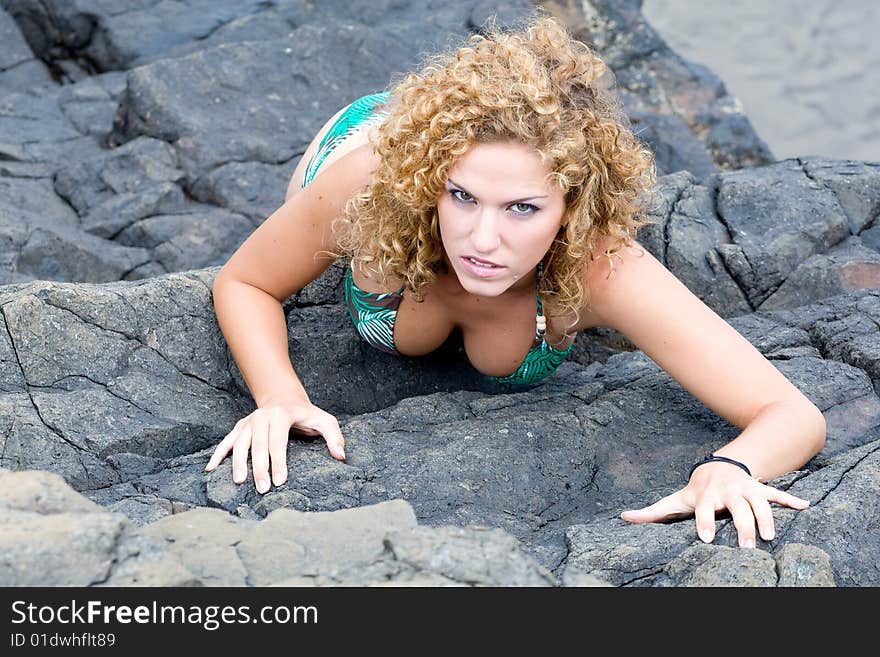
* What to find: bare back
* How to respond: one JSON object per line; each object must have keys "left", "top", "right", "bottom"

{"left": 285, "top": 104, "right": 385, "bottom": 201}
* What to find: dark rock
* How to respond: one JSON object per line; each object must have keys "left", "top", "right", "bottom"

{"left": 54, "top": 136, "right": 184, "bottom": 215}
{"left": 762, "top": 287, "right": 880, "bottom": 397}
{"left": 0, "top": 7, "right": 53, "bottom": 91}
{"left": 765, "top": 438, "right": 880, "bottom": 587}
{"left": 801, "top": 158, "right": 880, "bottom": 235}
{"left": 0, "top": 176, "right": 152, "bottom": 285}
{"left": 2, "top": 277, "right": 878, "bottom": 585}
{"left": 56, "top": 72, "right": 128, "bottom": 138}
{"left": 760, "top": 236, "right": 880, "bottom": 310}
{"left": 541, "top": 0, "right": 774, "bottom": 173}
{"left": 627, "top": 111, "right": 718, "bottom": 179}
{"left": 114, "top": 204, "right": 255, "bottom": 274}
{"left": 189, "top": 160, "right": 292, "bottom": 225}
{"left": 0, "top": 0, "right": 875, "bottom": 588}
{"left": 0, "top": 87, "right": 84, "bottom": 162}
{"left": 715, "top": 159, "right": 852, "bottom": 307}
{"left": 706, "top": 111, "right": 776, "bottom": 170}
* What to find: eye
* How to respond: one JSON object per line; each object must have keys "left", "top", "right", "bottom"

{"left": 510, "top": 202, "right": 537, "bottom": 216}
{"left": 450, "top": 189, "right": 473, "bottom": 203}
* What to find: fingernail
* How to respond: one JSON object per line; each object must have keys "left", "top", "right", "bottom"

{"left": 257, "top": 478, "right": 269, "bottom": 493}
{"left": 743, "top": 539, "right": 755, "bottom": 549}
{"left": 272, "top": 472, "right": 286, "bottom": 486}
{"left": 699, "top": 528, "right": 713, "bottom": 543}
{"left": 764, "top": 529, "right": 775, "bottom": 541}
{"left": 340, "top": 450, "right": 346, "bottom": 460}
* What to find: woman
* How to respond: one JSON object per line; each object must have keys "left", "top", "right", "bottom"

{"left": 205, "top": 14, "right": 825, "bottom": 550}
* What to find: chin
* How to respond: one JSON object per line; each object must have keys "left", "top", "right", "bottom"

{"left": 455, "top": 273, "right": 509, "bottom": 297}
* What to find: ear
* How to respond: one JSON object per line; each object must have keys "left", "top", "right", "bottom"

{"left": 559, "top": 208, "right": 573, "bottom": 229}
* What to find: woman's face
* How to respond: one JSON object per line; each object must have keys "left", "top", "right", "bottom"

{"left": 437, "top": 139, "right": 567, "bottom": 297}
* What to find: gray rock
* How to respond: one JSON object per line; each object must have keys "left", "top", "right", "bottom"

{"left": 137, "top": 499, "right": 555, "bottom": 587}
{"left": 108, "top": 23, "right": 429, "bottom": 183}
{"left": 559, "top": 440, "right": 877, "bottom": 586}
{"left": 760, "top": 236, "right": 880, "bottom": 310}
{"left": 603, "top": 161, "right": 880, "bottom": 324}
{"left": 801, "top": 158, "right": 880, "bottom": 235}
{"left": 114, "top": 204, "right": 256, "bottom": 275}
{"left": 653, "top": 543, "right": 778, "bottom": 587}
{"left": 56, "top": 72, "right": 128, "bottom": 138}
{"left": 0, "top": 87, "right": 86, "bottom": 162}
{"left": 775, "top": 543, "right": 836, "bottom": 587}
{"left": 706, "top": 111, "right": 777, "bottom": 171}
{"left": 0, "top": 0, "right": 875, "bottom": 588}
{"left": 664, "top": 179, "right": 753, "bottom": 315}
{"left": 0, "top": 7, "right": 53, "bottom": 92}
{"left": 0, "top": 467, "right": 556, "bottom": 587}
{"left": 53, "top": 136, "right": 184, "bottom": 215}
{"left": 543, "top": 0, "right": 774, "bottom": 173}
{"left": 0, "top": 177, "right": 152, "bottom": 285}
{"left": 764, "top": 438, "right": 880, "bottom": 587}
{"left": 715, "top": 159, "right": 853, "bottom": 307}
{"left": 762, "top": 288, "right": 880, "bottom": 395}
{"left": 0, "top": 0, "right": 826, "bottom": 292}
{"left": 2, "top": 278, "right": 879, "bottom": 585}
{"left": 628, "top": 111, "right": 718, "bottom": 179}
{"left": 189, "top": 160, "right": 293, "bottom": 225}
{"left": 0, "top": 468, "right": 128, "bottom": 586}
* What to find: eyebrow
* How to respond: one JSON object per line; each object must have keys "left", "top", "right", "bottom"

{"left": 447, "top": 179, "right": 548, "bottom": 204}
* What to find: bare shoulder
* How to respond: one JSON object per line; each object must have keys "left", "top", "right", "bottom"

{"left": 573, "top": 234, "right": 653, "bottom": 330}
{"left": 571, "top": 234, "right": 820, "bottom": 431}
{"left": 216, "top": 142, "right": 380, "bottom": 302}
{"left": 287, "top": 102, "right": 384, "bottom": 200}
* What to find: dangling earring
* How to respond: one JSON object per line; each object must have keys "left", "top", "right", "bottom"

{"left": 535, "top": 260, "right": 547, "bottom": 338}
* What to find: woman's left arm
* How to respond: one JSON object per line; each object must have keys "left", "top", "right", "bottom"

{"left": 580, "top": 239, "right": 826, "bottom": 548}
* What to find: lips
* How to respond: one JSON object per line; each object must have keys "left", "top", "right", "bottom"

{"left": 460, "top": 255, "right": 505, "bottom": 278}
{"left": 463, "top": 255, "right": 503, "bottom": 267}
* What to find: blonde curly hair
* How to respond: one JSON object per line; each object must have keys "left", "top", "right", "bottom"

{"left": 327, "top": 10, "right": 656, "bottom": 335}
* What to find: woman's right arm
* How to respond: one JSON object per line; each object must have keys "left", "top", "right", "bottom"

{"left": 205, "top": 143, "right": 379, "bottom": 492}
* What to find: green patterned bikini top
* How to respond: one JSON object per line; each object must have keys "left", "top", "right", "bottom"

{"left": 303, "top": 91, "right": 574, "bottom": 386}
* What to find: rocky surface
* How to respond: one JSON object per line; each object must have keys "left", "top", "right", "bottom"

{"left": 0, "top": 469, "right": 555, "bottom": 586}
{"left": 2, "top": 269, "right": 879, "bottom": 585}
{"left": 0, "top": 0, "right": 877, "bottom": 586}
{"left": 0, "top": 0, "right": 772, "bottom": 287}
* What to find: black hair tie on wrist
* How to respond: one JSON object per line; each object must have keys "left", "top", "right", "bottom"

{"left": 688, "top": 453, "right": 752, "bottom": 482}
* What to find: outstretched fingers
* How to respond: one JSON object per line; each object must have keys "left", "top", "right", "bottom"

{"left": 725, "top": 495, "right": 757, "bottom": 548}
{"left": 292, "top": 405, "right": 345, "bottom": 461}
{"left": 316, "top": 413, "right": 346, "bottom": 461}
{"left": 763, "top": 485, "right": 811, "bottom": 510}
{"left": 231, "top": 423, "right": 253, "bottom": 484}
{"left": 250, "top": 411, "right": 270, "bottom": 493}
{"left": 693, "top": 497, "right": 716, "bottom": 543}
{"left": 745, "top": 491, "right": 776, "bottom": 542}
{"left": 268, "top": 410, "right": 290, "bottom": 487}
{"left": 205, "top": 420, "right": 245, "bottom": 472}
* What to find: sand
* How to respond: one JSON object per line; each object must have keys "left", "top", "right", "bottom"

{"left": 642, "top": 0, "right": 880, "bottom": 161}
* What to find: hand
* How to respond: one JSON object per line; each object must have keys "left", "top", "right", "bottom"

{"left": 619, "top": 461, "right": 811, "bottom": 548}
{"left": 204, "top": 398, "right": 346, "bottom": 494}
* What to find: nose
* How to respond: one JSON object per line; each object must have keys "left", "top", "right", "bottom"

{"left": 469, "top": 207, "right": 502, "bottom": 254}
